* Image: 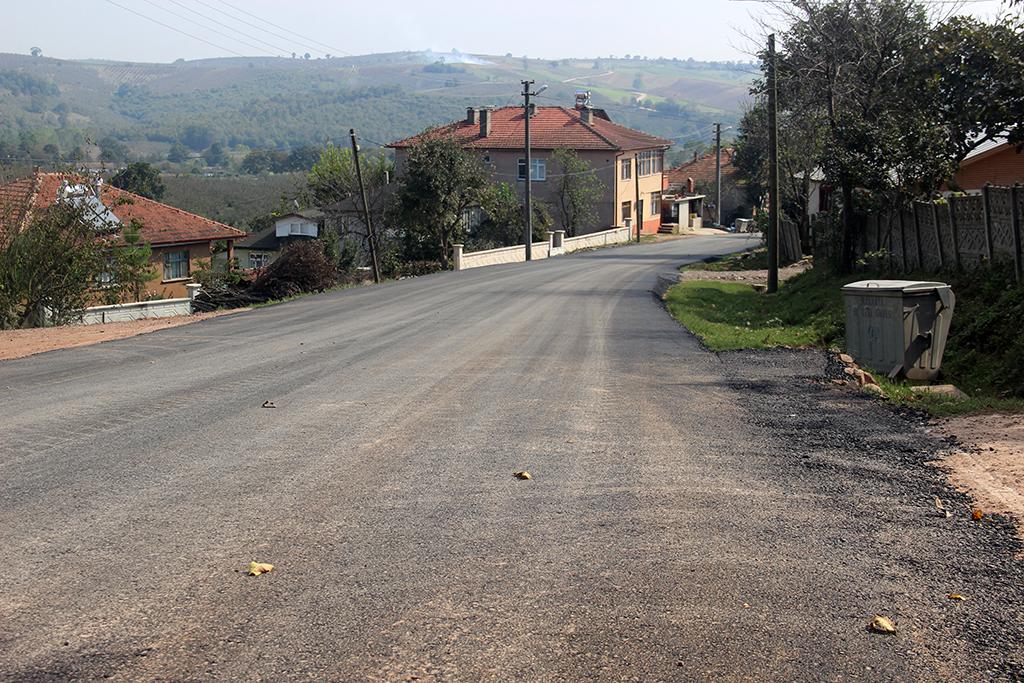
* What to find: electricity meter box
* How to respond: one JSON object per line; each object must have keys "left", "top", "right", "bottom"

{"left": 842, "top": 280, "right": 955, "bottom": 381}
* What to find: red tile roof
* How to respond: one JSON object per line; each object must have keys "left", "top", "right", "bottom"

{"left": 665, "top": 148, "right": 739, "bottom": 187}
{"left": 0, "top": 171, "right": 245, "bottom": 248}
{"left": 387, "top": 106, "right": 674, "bottom": 152}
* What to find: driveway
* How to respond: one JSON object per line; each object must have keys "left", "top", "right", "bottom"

{"left": 2, "top": 233, "right": 1021, "bottom": 682}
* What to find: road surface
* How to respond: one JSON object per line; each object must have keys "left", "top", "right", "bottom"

{"left": 2, "top": 234, "right": 1022, "bottom": 682}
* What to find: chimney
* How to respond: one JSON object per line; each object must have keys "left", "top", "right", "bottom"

{"left": 686, "top": 177, "right": 694, "bottom": 194}
{"left": 580, "top": 107, "right": 594, "bottom": 124}
{"left": 466, "top": 107, "right": 480, "bottom": 125}
{"left": 693, "top": 151, "right": 698, "bottom": 162}
{"left": 479, "top": 108, "right": 492, "bottom": 137}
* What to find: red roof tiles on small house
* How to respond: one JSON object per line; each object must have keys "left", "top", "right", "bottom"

{"left": 665, "top": 148, "right": 739, "bottom": 188}
{"left": 387, "top": 106, "right": 674, "bottom": 153}
{"left": 0, "top": 171, "right": 245, "bottom": 248}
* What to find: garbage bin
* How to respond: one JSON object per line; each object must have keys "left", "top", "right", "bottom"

{"left": 842, "top": 280, "right": 955, "bottom": 381}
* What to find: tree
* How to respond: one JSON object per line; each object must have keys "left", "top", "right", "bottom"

{"left": 473, "top": 183, "right": 550, "bottom": 250}
{"left": 549, "top": 148, "right": 605, "bottom": 237}
{"left": 109, "top": 162, "right": 166, "bottom": 200}
{"left": 765, "top": 0, "right": 955, "bottom": 272}
{"left": 241, "top": 148, "right": 288, "bottom": 174}
{"left": 0, "top": 194, "right": 107, "bottom": 328}
{"left": 390, "top": 126, "right": 488, "bottom": 269}
{"left": 105, "top": 220, "right": 155, "bottom": 304}
{"left": 285, "top": 144, "right": 323, "bottom": 172}
{"left": 303, "top": 142, "right": 395, "bottom": 266}
{"left": 915, "top": 16, "right": 1024, "bottom": 165}
{"left": 167, "top": 141, "right": 192, "bottom": 164}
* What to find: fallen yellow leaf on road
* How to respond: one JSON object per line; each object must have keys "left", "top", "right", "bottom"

{"left": 870, "top": 614, "right": 897, "bottom": 634}
{"left": 248, "top": 562, "right": 274, "bottom": 576}
{"left": 949, "top": 594, "right": 965, "bottom": 601}
{"left": 513, "top": 471, "right": 531, "bottom": 480}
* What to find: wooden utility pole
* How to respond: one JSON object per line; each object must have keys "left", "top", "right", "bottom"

{"left": 350, "top": 129, "right": 381, "bottom": 284}
{"left": 767, "top": 35, "right": 780, "bottom": 294}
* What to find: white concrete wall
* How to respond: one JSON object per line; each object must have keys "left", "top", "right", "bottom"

{"left": 78, "top": 298, "right": 194, "bottom": 325}
{"left": 455, "top": 227, "right": 632, "bottom": 271}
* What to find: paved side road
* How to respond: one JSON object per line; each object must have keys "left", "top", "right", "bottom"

{"left": 1, "top": 234, "right": 1021, "bottom": 682}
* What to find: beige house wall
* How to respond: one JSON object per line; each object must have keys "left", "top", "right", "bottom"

{"left": 146, "top": 241, "right": 221, "bottom": 300}
{"left": 614, "top": 151, "right": 665, "bottom": 234}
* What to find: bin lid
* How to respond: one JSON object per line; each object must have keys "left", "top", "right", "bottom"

{"left": 842, "top": 280, "right": 950, "bottom": 293}
{"left": 843, "top": 280, "right": 954, "bottom": 310}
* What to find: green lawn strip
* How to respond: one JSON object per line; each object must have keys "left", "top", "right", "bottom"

{"left": 665, "top": 267, "right": 850, "bottom": 351}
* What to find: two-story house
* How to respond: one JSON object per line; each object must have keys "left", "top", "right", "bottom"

{"left": 387, "top": 94, "right": 674, "bottom": 235}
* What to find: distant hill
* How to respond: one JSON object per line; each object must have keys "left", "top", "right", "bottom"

{"left": 0, "top": 51, "right": 753, "bottom": 167}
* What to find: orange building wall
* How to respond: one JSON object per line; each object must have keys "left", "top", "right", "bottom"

{"left": 953, "top": 145, "right": 1024, "bottom": 191}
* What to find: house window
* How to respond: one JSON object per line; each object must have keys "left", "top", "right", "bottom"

{"left": 163, "top": 250, "right": 189, "bottom": 280}
{"left": 637, "top": 150, "right": 653, "bottom": 176}
{"left": 621, "top": 159, "right": 632, "bottom": 181}
{"left": 249, "top": 252, "right": 270, "bottom": 268}
{"left": 517, "top": 158, "right": 546, "bottom": 181}
{"left": 621, "top": 201, "right": 632, "bottom": 224}
{"left": 651, "top": 192, "right": 661, "bottom": 215}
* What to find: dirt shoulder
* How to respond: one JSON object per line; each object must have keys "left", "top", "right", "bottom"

{"left": 0, "top": 309, "right": 248, "bottom": 361}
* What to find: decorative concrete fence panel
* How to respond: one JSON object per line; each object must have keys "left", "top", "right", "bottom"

{"left": 454, "top": 227, "right": 632, "bottom": 271}
{"left": 79, "top": 298, "right": 193, "bottom": 324}
{"left": 76, "top": 284, "right": 203, "bottom": 325}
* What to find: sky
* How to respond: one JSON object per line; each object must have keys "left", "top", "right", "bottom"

{"left": 0, "top": 0, "right": 1014, "bottom": 66}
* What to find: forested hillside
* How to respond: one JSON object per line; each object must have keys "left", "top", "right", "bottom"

{"left": 0, "top": 50, "right": 752, "bottom": 168}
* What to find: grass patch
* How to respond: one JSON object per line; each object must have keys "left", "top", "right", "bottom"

{"left": 665, "top": 252, "right": 1024, "bottom": 415}
{"left": 665, "top": 265, "right": 853, "bottom": 351}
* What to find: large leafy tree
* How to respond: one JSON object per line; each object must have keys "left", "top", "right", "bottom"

{"left": 303, "top": 142, "right": 394, "bottom": 268}
{"left": 766, "top": 0, "right": 955, "bottom": 272}
{"left": 0, "top": 197, "right": 107, "bottom": 328}
{"left": 109, "top": 162, "right": 166, "bottom": 200}
{"left": 473, "top": 182, "right": 551, "bottom": 250}
{"left": 915, "top": 15, "right": 1024, "bottom": 165}
{"left": 549, "top": 148, "right": 604, "bottom": 237}
{"left": 390, "top": 126, "right": 488, "bottom": 269}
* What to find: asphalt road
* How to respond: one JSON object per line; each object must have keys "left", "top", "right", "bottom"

{"left": 2, "top": 234, "right": 1022, "bottom": 682}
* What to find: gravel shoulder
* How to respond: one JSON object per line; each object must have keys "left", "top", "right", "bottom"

{"left": 664, "top": 263, "right": 1024, "bottom": 538}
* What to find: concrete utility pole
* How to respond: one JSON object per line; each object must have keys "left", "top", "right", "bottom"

{"left": 635, "top": 152, "right": 642, "bottom": 242}
{"left": 522, "top": 80, "right": 547, "bottom": 261}
{"left": 714, "top": 123, "right": 722, "bottom": 226}
{"left": 523, "top": 81, "right": 533, "bottom": 261}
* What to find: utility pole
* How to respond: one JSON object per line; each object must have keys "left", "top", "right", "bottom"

{"left": 635, "top": 152, "right": 642, "bottom": 242}
{"left": 522, "top": 80, "right": 547, "bottom": 261}
{"left": 523, "top": 80, "right": 534, "bottom": 261}
{"left": 714, "top": 123, "right": 722, "bottom": 227}
{"left": 767, "top": 35, "right": 780, "bottom": 294}
{"left": 350, "top": 129, "right": 380, "bottom": 284}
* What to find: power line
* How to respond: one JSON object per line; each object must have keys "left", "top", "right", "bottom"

{"left": 212, "top": 0, "right": 355, "bottom": 57}
{"left": 154, "top": 0, "right": 294, "bottom": 56}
